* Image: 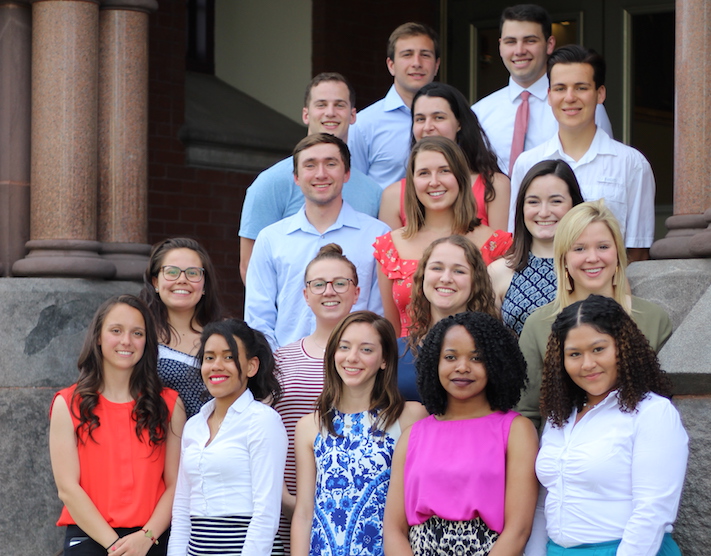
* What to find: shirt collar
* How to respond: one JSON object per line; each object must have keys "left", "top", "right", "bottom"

{"left": 508, "top": 74, "right": 549, "bottom": 102}
{"left": 199, "top": 388, "right": 255, "bottom": 419}
{"left": 285, "top": 201, "right": 361, "bottom": 235}
{"left": 383, "top": 84, "right": 410, "bottom": 113}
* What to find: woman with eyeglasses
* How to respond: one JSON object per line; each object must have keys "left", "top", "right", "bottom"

{"left": 272, "top": 243, "right": 360, "bottom": 555}
{"left": 140, "top": 238, "right": 224, "bottom": 418}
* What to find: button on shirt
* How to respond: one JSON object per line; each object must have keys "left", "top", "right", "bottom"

{"left": 245, "top": 202, "right": 389, "bottom": 349}
{"left": 168, "top": 390, "right": 287, "bottom": 556}
{"left": 349, "top": 85, "right": 412, "bottom": 188}
{"left": 535, "top": 392, "right": 688, "bottom": 556}
{"left": 509, "top": 127, "right": 655, "bottom": 248}
{"left": 472, "top": 74, "right": 612, "bottom": 175}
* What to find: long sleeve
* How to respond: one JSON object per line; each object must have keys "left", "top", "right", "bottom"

{"left": 167, "top": 448, "right": 191, "bottom": 556}
{"left": 516, "top": 307, "right": 551, "bottom": 430}
{"left": 244, "top": 233, "right": 279, "bottom": 350}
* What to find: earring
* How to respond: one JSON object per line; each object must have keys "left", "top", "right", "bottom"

{"left": 564, "top": 269, "right": 574, "bottom": 292}
{"left": 612, "top": 265, "right": 620, "bottom": 287}
{"left": 155, "top": 287, "right": 159, "bottom": 293}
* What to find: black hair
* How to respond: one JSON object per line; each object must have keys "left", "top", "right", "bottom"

{"left": 547, "top": 44, "right": 606, "bottom": 89}
{"left": 500, "top": 4, "right": 552, "bottom": 40}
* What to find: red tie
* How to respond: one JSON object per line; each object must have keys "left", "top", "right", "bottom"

{"left": 509, "top": 90, "right": 531, "bottom": 175}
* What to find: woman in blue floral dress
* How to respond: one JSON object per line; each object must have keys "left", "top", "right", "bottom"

{"left": 291, "top": 311, "right": 427, "bottom": 556}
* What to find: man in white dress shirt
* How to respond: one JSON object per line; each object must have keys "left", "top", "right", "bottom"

{"left": 245, "top": 134, "right": 389, "bottom": 350}
{"left": 472, "top": 4, "right": 612, "bottom": 175}
{"left": 510, "top": 45, "right": 655, "bottom": 261}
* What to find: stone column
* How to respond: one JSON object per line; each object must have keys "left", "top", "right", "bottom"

{"left": 97, "top": 0, "right": 157, "bottom": 279}
{"left": 651, "top": 0, "right": 711, "bottom": 259}
{"left": 13, "top": 0, "right": 114, "bottom": 278}
{"left": 0, "top": 0, "right": 31, "bottom": 276}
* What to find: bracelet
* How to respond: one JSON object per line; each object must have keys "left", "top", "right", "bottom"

{"left": 106, "top": 537, "right": 120, "bottom": 552}
{"left": 142, "top": 529, "right": 159, "bottom": 545}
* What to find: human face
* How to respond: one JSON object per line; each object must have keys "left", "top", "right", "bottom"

{"left": 152, "top": 248, "right": 205, "bottom": 314}
{"left": 413, "top": 150, "right": 459, "bottom": 211}
{"left": 423, "top": 243, "right": 472, "bottom": 319}
{"left": 565, "top": 221, "right": 619, "bottom": 298}
{"left": 302, "top": 80, "right": 356, "bottom": 141}
{"left": 294, "top": 143, "right": 349, "bottom": 207}
{"left": 412, "top": 96, "right": 461, "bottom": 142}
{"left": 304, "top": 259, "right": 360, "bottom": 324}
{"left": 523, "top": 174, "right": 575, "bottom": 242}
{"left": 334, "top": 322, "right": 385, "bottom": 393}
{"left": 99, "top": 303, "right": 147, "bottom": 375}
{"left": 499, "top": 20, "right": 555, "bottom": 88}
{"left": 548, "top": 63, "right": 606, "bottom": 133}
{"left": 438, "top": 325, "right": 487, "bottom": 403}
{"left": 387, "top": 34, "right": 440, "bottom": 101}
{"left": 201, "top": 334, "right": 258, "bottom": 404}
{"left": 563, "top": 324, "right": 618, "bottom": 406}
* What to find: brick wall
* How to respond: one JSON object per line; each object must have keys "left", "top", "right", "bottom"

{"left": 148, "top": 2, "right": 253, "bottom": 317}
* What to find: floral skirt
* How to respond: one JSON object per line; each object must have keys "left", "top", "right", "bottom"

{"left": 409, "top": 516, "right": 499, "bottom": 556}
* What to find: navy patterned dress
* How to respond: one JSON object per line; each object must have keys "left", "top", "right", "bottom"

{"left": 310, "top": 410, "right": 401, "bottom": 556}
{"left": 501, "top": 253, "right": 557, "bottom": 336}
{"left": 157, "top": 344, "right": 210, "bottom": 418}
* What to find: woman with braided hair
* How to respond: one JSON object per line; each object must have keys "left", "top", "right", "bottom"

{"left": 531, "top": 294, "right": 688, "bottom": 556}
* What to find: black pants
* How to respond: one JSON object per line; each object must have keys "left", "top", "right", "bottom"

{"left": 63, "top": 525, "right": 169, "bottom": 556}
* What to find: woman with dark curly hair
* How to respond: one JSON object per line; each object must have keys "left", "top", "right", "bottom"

{"left": 379, "top": 82, "right": 510, "bottom": 231}
{"left": 169, "top": 319, "right": 286, "bottom": 556}
{"left": 396, "top": 235, "right": 498, "bottom": 402}
{"left": 140, "top": 238, "right": 224, "bottom": 418}
{"left": 532, "top": 295, "right": 688, "bottom": 556}
{"left": 384, "top": 312, "right": 538, "bottom": 556}
{"left": 49, "top": 295, "right": 186, "bottom": 556}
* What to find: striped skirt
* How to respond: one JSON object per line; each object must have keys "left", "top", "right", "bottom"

{"left": 187, "top": 516, "right": 285, "bottom": 556}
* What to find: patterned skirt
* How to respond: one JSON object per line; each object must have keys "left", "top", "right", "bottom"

{"left": 409, "top": 516, "right": 499, "bottom": 556}
{"left": 187, "top": 516, "right": 285, "bottom": 556}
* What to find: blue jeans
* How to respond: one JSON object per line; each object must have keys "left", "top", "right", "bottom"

{"left": 547, "top": 533, "right": 680, "bottom": 556}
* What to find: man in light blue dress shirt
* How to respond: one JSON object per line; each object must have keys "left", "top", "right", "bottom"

{"left": 349, "top": 22, "right": 440, "bottom": 188}
{"left": 245, "top": 134, "right": 389, "bottom": 350}
{"left": 239, "top": 73, "right": 383, "bottom": 283}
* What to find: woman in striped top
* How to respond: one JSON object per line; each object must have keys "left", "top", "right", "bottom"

{"left": 272, "top": 244, "right": 361, "bottom": 553}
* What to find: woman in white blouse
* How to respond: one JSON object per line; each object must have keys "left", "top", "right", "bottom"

{"left": 533, "top": 294, "right": 687, "bottom": 556}
{"left": 168, "top": 319, "right": 287, "bottom": 556}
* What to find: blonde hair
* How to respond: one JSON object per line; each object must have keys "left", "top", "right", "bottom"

{"left": 552, "top": 200, "right": 629, "bottom": 313}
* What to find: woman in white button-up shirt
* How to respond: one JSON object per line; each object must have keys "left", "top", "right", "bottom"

{"left": 168, "top": 319, "right": 287, "bottom": 556}
{"left": 533, "top": 294, "right": 688, "bottom": 556}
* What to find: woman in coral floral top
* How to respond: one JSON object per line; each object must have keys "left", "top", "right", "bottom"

{"left": 374, "top": 136, "right": 511, "bottom": 336}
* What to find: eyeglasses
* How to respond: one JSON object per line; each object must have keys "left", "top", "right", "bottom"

{"left": 306, "top": 277, "right": 353, "bottom": 294}
{"left": 161, "top": 265, "right": 205, "bottom": 282}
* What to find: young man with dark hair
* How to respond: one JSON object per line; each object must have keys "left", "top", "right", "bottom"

{"left": 239, "top": 72, "right": 382, "bottom": 282}
{"left": 348, "top": 22, "right": 440, "bottom": 188}
{"left": 472, "top": 4, "right": 612, "bottom": 178}
{"left": 510, "top": 45, "right": 654, "bottom": 261}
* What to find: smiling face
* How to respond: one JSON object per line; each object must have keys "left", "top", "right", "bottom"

{"left": 387, "top": 34, "right": 440, "bottom": 101}
{"left": 438, "top": 325, "right": 488, "bottom": 404}
{"left": 304, "top": 259, "right": 360, "bottom": 324}
{"left": 334, "top": 322, "right": 386, "bottom": 393}
{"left": 563, "top": 324, "right": 618, "bottom": 406}
{"left": 412, "top": 95, "right": 461, "bottom": 142}
{"left": 548, "top": 62, "right": 606, "bottom": 134}
{"left": 302, "top": 80, "right": 356, "bottom": 141}
{"left": 565, "top": 221, "right": 619, "bottom": 299}
{"left": 523, "top": 174, "right": 575, "bottom": 242}
{"left": 413, "top": 150, "right": 459, "bottom": 211}
{"left": 99, "top": 303, "right": 147, "bottom": 375}
{"left": 499, "top": 20, "right": 555, "bottom": 88}
{"left": 422, "top": 242, "right": 472, "bottom": 320}
{"left": 294, "top": 143, "right": 348, "bottom": 207}
{"left": 201, "top": 334, "right": 258, "bottom": 404}
{"left": 152, "top": 248, "right": 205, "bottom": 315}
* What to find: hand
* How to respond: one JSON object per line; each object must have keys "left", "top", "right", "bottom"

{"left": 106, "top": 530, "right": 154, "bottom": 556}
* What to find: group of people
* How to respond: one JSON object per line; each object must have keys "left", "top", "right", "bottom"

{"left": 49, "top": 4, "right": 688, "bottom": 556}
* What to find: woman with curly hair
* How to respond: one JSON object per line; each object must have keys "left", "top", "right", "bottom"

{"left": 49, "top": 295, "right": 186, "bottom": 556}
{"left": 488, "top": 160, "right": 584, "bottom": 335}
{"left": 169, "top": 319, "right": 287, "bottom": 556}
{"left": 384, "top": 312, "right": 538, "bottom": 555}
{"left": 374, "top": 136, "right": 512, "bottom": 336}
{"left": 517, "top": 200, "right": 671, "bottom": 428}
{"left": 140, "top": 238, "right": 224, "bottom": 418}
{"left": 532, "top": 295, "right": 688, "bottom": 556}
{"left": 397, "top": 235, "right": 498, "bottom": 402}
{"left": 291, "top": 311, "right": 427, "bottom": 556}
{"left": 379, "top": 82, "right": 510, "bottom": 230}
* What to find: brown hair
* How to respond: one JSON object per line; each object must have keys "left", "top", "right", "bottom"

{"left": 293, "top": 133, "right": 351, "bottom": 174}
{"left": 304, "top": 72, "right": 356, "bottom": 108}
{"left": 387, "top": 22, "right": 440, "bottom": 61}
